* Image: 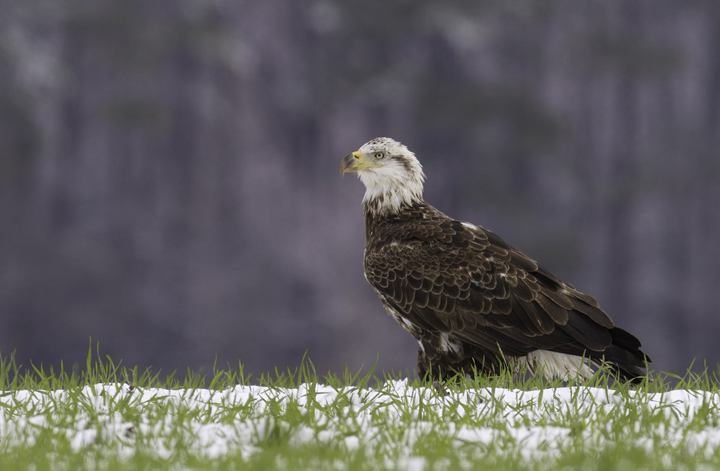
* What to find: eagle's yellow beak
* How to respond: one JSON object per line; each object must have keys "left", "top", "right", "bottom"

{"left": 340, "top": 151, "right": 381, "bottom": 176}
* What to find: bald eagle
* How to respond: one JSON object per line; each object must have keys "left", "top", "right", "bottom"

{"left": 341, "top": 137, "right": 649, "bottom": 382}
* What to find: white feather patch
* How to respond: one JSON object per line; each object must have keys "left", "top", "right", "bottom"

{"left": 510, "top": 350, "right": 594, "bottom": 380}
{"left": 438, "top": 333, "right": 463, "bottom": 355}
{"left": 359, "top": 159, "right": 424, "bottom": 215}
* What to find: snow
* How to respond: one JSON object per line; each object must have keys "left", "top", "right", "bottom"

{"left": 1, "top": 380, "right": 719, "bottom": 468}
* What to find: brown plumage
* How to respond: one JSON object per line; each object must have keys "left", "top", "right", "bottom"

{"left": 341, "top": 137, "right": 650, "bottom": 382}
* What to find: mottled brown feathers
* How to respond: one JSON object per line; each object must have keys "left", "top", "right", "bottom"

{"left": 344, "top": 137, "right": 649, "bottom": 382}
{"left": 363, "top": 201, "right": 650, "bottom": 381}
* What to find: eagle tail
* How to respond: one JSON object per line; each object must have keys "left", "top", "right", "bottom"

{"left": 593, "top": 326, "right": 651, "bottom": 383}
{"left": 511, "top": 325, "right": 650, "bottom": 383}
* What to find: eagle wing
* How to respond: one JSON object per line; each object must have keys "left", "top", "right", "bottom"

{"left": 364, "top": 214, "right": 645, "bottom": 368}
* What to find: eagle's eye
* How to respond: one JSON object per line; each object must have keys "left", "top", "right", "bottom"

{"left": 374, "top": 151, "right": 386, "bottom": 160}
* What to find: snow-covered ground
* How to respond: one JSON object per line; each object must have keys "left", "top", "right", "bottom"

{"left": 1, "top": 380, "right": 720, "bottom": 469}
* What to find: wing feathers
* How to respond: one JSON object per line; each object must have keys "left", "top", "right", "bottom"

{"left": 491, "top": 295, "right": 512, "bottom": 314}
{"left": 490, "top": 276, "right": 509, "bottom": 299}
{"left": 444, "top": 283, "right": 460, "bottom": 298}
{"left": 363, "top": 202, "right": 648, "bottom": 380}
{"left": 413, "top": 289, "right": 429, "bottom": 308}
{"left": 568, "top": 295, "right": 614, "bottom": 328}
{"left": 535, "top": 293, "right": 569, "bottom": 324}
{"left": 558, "top": 311, "right": 612, "bottom": 351}
{"left": 511, "top": 278, "right": 535, "bottom": 302}
{"left": 510, "top": 295, "right": 555, "bottom": 335}
{"left": 542, "top": 288, "right": 574, "bottom": 310}
{"left": 407, "top": 275, "right": 422, "bottom": 290}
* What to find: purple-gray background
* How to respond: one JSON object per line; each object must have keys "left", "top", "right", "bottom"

{"left": 1, "top": 0, "right": 719, "bottom": 378}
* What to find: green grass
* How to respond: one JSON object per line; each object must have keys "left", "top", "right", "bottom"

{"left": 1, "top": 348, "right": 719, "bottom": 471}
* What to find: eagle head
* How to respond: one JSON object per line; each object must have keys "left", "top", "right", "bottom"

{"left": 340, "top": 137, "right": 426, "bottom": 216}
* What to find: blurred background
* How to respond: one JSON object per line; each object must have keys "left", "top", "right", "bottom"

{"left": 1, "top": 0, "right": 719, "bottom": 379}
